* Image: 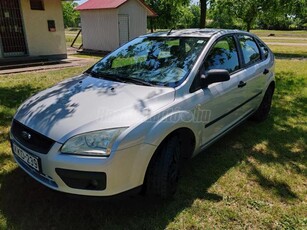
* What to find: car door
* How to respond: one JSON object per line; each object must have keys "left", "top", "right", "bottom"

{"left": 235, "top": 34, "right": 268, "bottom": 111}
{"left": 190, "top": 35, "right": 252, "bottom": 146}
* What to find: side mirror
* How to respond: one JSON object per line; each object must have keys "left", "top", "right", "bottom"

{"left": 201, "top": 69, "right": 230, "bottom": 88}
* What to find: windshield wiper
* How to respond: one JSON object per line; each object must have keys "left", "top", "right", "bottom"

{"left": 89, "top": 71, "right": 126, "bottom": 83}
{"left": 90, "top": 71, "right": 153, "bottom": 86}
{"left": 117, "top": 76, "right": 154, "bottom": 86}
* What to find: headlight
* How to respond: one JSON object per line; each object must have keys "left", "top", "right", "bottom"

{"left": 61, "top": 128, "right": 126, "bottom": 157}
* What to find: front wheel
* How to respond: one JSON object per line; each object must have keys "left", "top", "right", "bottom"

{"left": 251, "top": 86, "right": 274, "bottom": 122}
{"left": 146, "top": 136, "right": 182, "bottom": 199}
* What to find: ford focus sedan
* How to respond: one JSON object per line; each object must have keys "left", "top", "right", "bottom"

{"left": 10, "top": 29, "right": 275, "bottom": 198}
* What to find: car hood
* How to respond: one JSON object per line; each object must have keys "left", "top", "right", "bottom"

{"left": 14, "top": 75, "right": 175, "bottom": 143}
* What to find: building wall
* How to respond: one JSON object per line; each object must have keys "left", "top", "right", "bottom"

{"left": 118, "top": 0, "right": 147, "bottom": 40}
{"left": 20, "top": 0, "right": 66, "bottom": 57}
{"left": 81, "top": 9, "right": 119, "bottom": 52}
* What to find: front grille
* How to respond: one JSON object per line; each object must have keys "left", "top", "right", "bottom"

{"left": 11, "top": 119, "right": 55, "bottom": 154}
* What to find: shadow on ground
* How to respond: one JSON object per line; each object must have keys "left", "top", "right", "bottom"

{"left": 274, "top": 53, "right": 307, "bottom": 59}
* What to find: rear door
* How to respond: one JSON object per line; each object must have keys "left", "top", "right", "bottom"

{"left": 235, "top": 34, "right": 268, "bottom": 111}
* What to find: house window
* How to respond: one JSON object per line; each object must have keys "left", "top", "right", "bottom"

{"left": 30, "top": 0, "right": 44, "bottom": 10}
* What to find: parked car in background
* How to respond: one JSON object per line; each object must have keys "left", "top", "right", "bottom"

{"left": 10, "top": 29, "right": 275, "bottom": 198}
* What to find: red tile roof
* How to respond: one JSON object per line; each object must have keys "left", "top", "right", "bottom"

{"left": 76, "top": 0, "right": 157, "bottom": 16}
{"left": 76, "top": 0, "right": 127, "bottom": 10}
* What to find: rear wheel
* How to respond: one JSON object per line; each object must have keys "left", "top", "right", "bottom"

{"left": 146, "top": 136, "right": 182, "bottom": 199}
{"left": 251, "top": 85, "right": 274, "bottom": 122}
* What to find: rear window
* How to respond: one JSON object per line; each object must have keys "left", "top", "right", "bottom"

{"left": 256, "top": 39, "right": 269, "bottom": 59}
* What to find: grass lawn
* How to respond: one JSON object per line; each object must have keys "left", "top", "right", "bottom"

{"left": 65, "top": 31, "right": 82, "bottom": 48}
{"left": 268, "top": 45, "right": 307, "bottom": 59}
{"left": 0, "top": 57, "right": 306, "bottom": 229}
{"left": 261, "top": 38, "right": 307, "bottom": 44}
{"left": 252, "top": 29, "right": 307, "bottom": 38}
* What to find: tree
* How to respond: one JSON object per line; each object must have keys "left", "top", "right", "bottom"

{"left": 177, "top": 6, "right": 195, "bottom": 28}
{"left": 190, "top": 4, "right": 201, "bottom": 28}
{"left": 209, "top": 2, "right": 237, "bottom": 29}
{"left": 145, "top": 0, "right": 190, "bottom": 29}
{"left": 62, "top": 1, "right": 80, "bottom": 28}
{"left": 256, "top": 0, "right": 307, "bottom": 30}
{"left": 205, "top": 0, "right": 306, "bottom": 30}
{"left": 212, "top": 0, "right": 277, "bottom": 31}
{"left": 199, "top": 0, "right": 207, "bottom": 28}
{"left": 275, "top": 0, "right": 307, "bottom": 29}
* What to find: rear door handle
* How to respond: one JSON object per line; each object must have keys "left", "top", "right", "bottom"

{"left": 238, "top": 81, "right": 247, "bottom": 88}
{"left": 263, "top": 69, "right": 269, "bottom": 75}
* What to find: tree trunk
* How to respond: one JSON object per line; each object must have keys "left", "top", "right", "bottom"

{"left": 150, "top": 17, "right": 154, "bottom": 33}
{"left": 200, "top": 0, "right": 207, "bottom": 28}
{"left": 246, "top": 22, "right": 251, "bottom": 32}
{"left": 246, "top": 19, "right": 253, "bottom": 32}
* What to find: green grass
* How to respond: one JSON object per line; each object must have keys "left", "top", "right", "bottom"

{"left": 70, "top": 53, "right": 103, "bottom": 60}
{"left": 65, "top": 30, "right": 83, "bottom": 48}
{"left": 251, "top": 30, "right": 307, "bottom": 58}
{"left": 0, "top": 58, "right": 306, "bottom": 229}
{"left": 268, "top": 44, "right": 307, "bottom": 58}
{"left": 252, "top": 29, "right": 307, "bottom": 38}
{"left": 261, "top": 38, "right": 307, "bottom": 44}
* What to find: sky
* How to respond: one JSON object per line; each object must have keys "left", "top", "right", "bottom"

{"left": 76, "top": 0, "right": 199, "bottom": 5}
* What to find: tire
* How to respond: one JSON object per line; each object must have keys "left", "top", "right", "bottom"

{"left": 146, "top": 136, "right": 182, "bottom": 199}
{"left": 251, "top": 86, "right": 274, "bottom": 122}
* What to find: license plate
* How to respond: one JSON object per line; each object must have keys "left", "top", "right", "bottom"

{"left": 13, "top": 143, "right": 41, "bottom": 172}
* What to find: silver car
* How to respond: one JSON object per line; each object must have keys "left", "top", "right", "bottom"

{"left": 10, "top": 29, "right": 275, "bottom": 198}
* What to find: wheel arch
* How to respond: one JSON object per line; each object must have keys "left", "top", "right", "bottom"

{"left": 268, "top": 80, "right": 275, "bottom": 92}
{"left": 142, "top": 127, "right": 196, "bottom": 191}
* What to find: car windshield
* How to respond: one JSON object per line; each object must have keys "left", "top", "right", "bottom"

{"left": 88, "top": 37, "right": 208, "bottom": 87}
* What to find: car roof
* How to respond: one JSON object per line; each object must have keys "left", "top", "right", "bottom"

{"left": 146, "top": 28, "right": 247, "bottom": 38}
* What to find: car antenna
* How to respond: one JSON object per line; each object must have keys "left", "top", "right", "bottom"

{"left": 167, "top": 28, "right": 175, "bottom": 35}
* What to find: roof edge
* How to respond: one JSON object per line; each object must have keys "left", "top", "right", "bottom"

{"left": 137, "top": 0, "right": 158, "bottom": 17}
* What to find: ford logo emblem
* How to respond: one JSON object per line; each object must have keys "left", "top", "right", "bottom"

{"left": 21, "top": 131, "right": 31, "bottom": 140}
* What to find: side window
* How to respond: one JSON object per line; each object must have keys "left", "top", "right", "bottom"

{"left": 256, "top": 39, "right": 269, "bottom": 59}
{"left": 204, "top": 36, "right": 239, "bottom": 74}
{"left": 239, "top": 35, "right": 260, "bottom": 65}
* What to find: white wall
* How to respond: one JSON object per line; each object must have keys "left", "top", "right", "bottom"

{"left": 20, "top": 0, "right": 67, "bottom": 57}
{"left": 81, "top": 9, "right": 119, "bottom": 51}
{"left": 118, "top": 0, "right": 147, "bottom": 40}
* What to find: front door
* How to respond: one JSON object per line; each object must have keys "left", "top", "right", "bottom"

{"left": 194, "top": 35, "right": 250, "bottom": 146}
{"left": 118, "top": 15, "right": 129, "bottom": 47}
{"left": 0, "top": 0, "right": 27, "bottom": 57}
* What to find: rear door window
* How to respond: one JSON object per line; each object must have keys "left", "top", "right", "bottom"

{"left": 238, "top": 35, "right": 261, "bottom": 66}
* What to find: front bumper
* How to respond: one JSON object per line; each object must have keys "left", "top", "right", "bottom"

{"left": 10, "top": 135, "right": 156, "bottom": 196}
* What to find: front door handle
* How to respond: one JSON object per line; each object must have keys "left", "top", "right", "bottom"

{"left": 263, "top": 69, "right": 269, "bottom": 75}
{"left": 238, "top": 81, "right": 247, "bottom": 88}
